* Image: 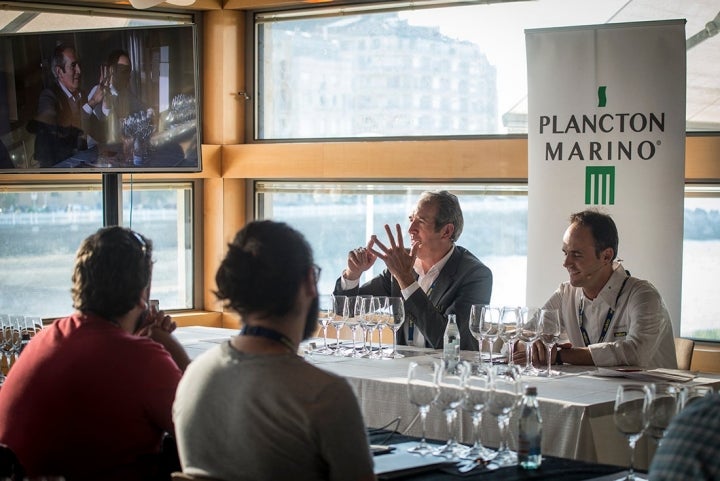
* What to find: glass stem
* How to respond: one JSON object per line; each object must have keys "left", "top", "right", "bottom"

{"left": 628, "top": 438, "right": 637, "bottom": 479}
{"left": 322, "top": 326, "right": 328, "bottom": 349}
{"left": 546, "top": 345, "right": 552, "bottom": 375}
{"left": 497, "top": 415, "right": 508, "bottom": 452}
{"left": 419, "top": 406, "right": 429, "bottom": 446}
{"left": 445, "top": 410, "right": 457, "bottom": 446}
{"left": 508, "top": 342, "right": 515, "bottom": 366}
{"left": 472, "top": 412, "right": 483, "bottom": 448}
{"left": 525, "top": 342, "right": 533, "bottom": 370}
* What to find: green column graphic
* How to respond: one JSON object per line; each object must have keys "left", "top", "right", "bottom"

{"left": 585, "top": 166, "right": 615, "bottom": 205}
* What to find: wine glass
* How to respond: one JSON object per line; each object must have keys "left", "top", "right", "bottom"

{"left": 330, "top": 295, "right": 348, "bottom": 356}
{"left": 538, "top": 308, "right": 560, "bottom": 377}
{"left": 646, "top": 383, "right": 679, "bottom": 445}
{"left": 460, "top": 361, "right": 495, "bottom": 461}
{"left": 406, "top": 361, "right": 440, "bottom": 455}
{"left": 346, "top": 296, "right": 366, "bottom": 357}
{"left": 679, "top": 385, "right": 714, "bottom": 410}
{"left": 432, "top": 360, "right": 468, "bottom": 458}
{"left": 384, "top": 297, "right": 405, "bottom": 359}
{"left": 614, "top": 384, "right": 652, "bottom": 480}
{"left": 518, "top": 307, "right": 541, "bottom": 375}
{"left": 316, "top": 295, "right": 333, "bottom": 353}
{"left": 486, "top": 364, "right": 521, "bottom": 467}
{"left": 355, "top": 295, "right": 374, "bottom": 357}
{"left": 368, "top": 296, "right": 388, "bottom": 359}
{"left": 498, "top": 306, "right": 520, "bottom": 366}
{"left": 480, "top": 306, "right": 502, "bottom": 365}
{"left": 468, "top": 304, "right": 486, "bottom": 367}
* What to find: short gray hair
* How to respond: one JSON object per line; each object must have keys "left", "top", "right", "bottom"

{"left": 419, "top": 190, "right": 464, "bottom": 242}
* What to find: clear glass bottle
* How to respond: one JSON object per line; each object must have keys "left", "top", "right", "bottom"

{"left": 442, "top": 314, "right": 460, "bottom": 371}
{"left": 518, "top": 385, "right": 542, "bottom": 469}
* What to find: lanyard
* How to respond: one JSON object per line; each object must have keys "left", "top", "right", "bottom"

{"left": 578, "top": 275, "right": 630, "bottom": 346}
{"left": 240, "top": 325, "right": 296, "bottom": 354}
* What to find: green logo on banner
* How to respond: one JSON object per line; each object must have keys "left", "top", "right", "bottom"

{"left": 585, "top": 166, "right": 615, "bottom": 205}
{"left": 598, "top": 86, "right": 607, "bottom": 107}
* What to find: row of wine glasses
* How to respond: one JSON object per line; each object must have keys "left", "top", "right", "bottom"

{"left": 614, "top": 382, "right": 716, "bottom": 480}
{"left": 407, "top": 360, "right": 522, "bottom": 467}
{"left": 317, "top": 295, "right": 405, "bottom": 359}
{"left": 468, "top": 305, "right": 561, "bottom": 377}
{"left": 0, "top": 314, "right": 44, "bottom": 382}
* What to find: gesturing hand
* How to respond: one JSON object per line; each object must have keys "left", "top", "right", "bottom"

{"left": 344, "top": 238, "right": 377, "bottom": 281}
{"left": 370, "top": 223, "right": 418, "bottom": 289}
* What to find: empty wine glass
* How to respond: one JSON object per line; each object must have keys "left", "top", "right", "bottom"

{"left": 384, "top": 297, "right": 405, "bottom": 359}
{"left": 646, "top": 383, "right": 679, "bottom": 445}
{"left": 538, "top": 308, "right": 560, "bottom": 377}
{"left": 480, "top": 306, "right": 502, "bottom": 365}
{"left": 346, "top": 296, "right": 366, "bottom": 357}
{"left": 614, "top": 384, "right": 652, "bottom": 480}
{"left": 353, "top": 295, "right": 372, "bottom": 357}
{"left": 498, "top": 306, "right": 520, "bottom": 366}
{"left": 679, "top": 385, "right": 714, "bottom": 410}
{"left": 316, "top": 295, "right": 333, "bottom": 353}
{"left": 468, "top": 304, "right": 486, "bottom": 367}
{"left": 519, "top": 307, "right": 541, "bottom": 376}
{"left": 486, "top": 364, "right": 521, "bottom": 467}
{"left": 372, "top": 296, "right": 388, "bottom": 358}
{"left": 460, "top": 361, "right": 495, "bottom": 461}
{"left": 407, "top": 361, "right": 440, "bottom": 455}
{"left": 433, "top": 360, "right": 468, "bottom": 459}
{"left": 330, "top": 295, "right": 348, "bottom": 356}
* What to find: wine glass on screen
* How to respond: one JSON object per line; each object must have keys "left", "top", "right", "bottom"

{"left": 384, "top": 297, "right": 405, "bottom": 359}
{"left": 406, "top": 361, "right": 439, "bottom": 455}
{"left": 486, "top": 364, "right": 521, "bottom": 467}
{"left": 646, "top": 383, "right": 679, "bottom": 445}
{"left": 614, "top": 384, "right": 652, "bottom": 480}
{"left": 498, "top": 306, "right": 520, "bottom": 366}
{"left": 330, "top": 295, "right": 348, "bottom": 356}
{"left": 480, "top": 306, "right": 501, "bottom": 365}
{"left": 538, "top": 308, "right": 560, "bottom": 377}
{"left": 432, "top": 360, "right": 468, "bottom": 458}
{"left": 519, "top": 307, "right": 541, "bottom": 376}
{"left": 460, "top": 361, "right": 494, "bottom": 461}
{"left": 468, "top": 304, "right": 486, "bottom": 367}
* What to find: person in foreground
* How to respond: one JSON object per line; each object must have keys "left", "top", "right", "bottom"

{"left": 0, "top": 226, "right": 191, "bottom": 480}
{"left": 648, "top": 391, "right": 720, "bottom": 480}
{"left": 334, "top": 190, "right": 492, "bottom": 350}
{"left": 173, "top": 220, "right": 376, "bottom": 481}
{"left": 521, "top": 209, "right": 676, "bottom": 369}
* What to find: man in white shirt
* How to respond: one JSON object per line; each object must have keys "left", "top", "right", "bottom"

{"left": 334, "top": 190, "right": 493, "bottom": 350}
{"left": 525, "top": 209, "right": 676, "bottom": 369}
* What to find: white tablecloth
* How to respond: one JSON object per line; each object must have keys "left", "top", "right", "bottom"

{"left": 175, "top": 326, "right": 720, "bottom": 469}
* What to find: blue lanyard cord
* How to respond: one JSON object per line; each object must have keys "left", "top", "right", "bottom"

{"left": 578, "top": 275, "right": 630, "bottom": 346}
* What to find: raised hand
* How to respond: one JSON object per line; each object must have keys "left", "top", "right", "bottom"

{"left": 370, "top": 223, "right": 417, "bottom": 289}
{"left": 343, "top": 238, "right": 377, "bottom": 281}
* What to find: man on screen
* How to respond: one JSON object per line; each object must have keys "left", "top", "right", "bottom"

{"left": 30, "top": 44, "right": 107, "bottom": 167}
{"left": 521, "top": 209, "right": 676, "bottom": 369}
{"left": 334, "top": 190, "right": 493, "bottom": 351}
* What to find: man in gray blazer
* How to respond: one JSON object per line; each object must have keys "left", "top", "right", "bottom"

{"left": 334, "top": 190, "right": 492, "bottom": 350}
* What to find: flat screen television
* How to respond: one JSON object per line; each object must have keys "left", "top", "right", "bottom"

{"left": 0, "top": 24, "right": 201, "bottom": 173}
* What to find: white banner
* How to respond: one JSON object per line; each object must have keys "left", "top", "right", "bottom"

{"left": 526, "top": 20, "right": 686, "bottom": 332}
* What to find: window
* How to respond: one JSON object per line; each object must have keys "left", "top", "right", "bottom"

{"left": 255, "top": 182, "right": 528, "bottom": 306}
{"left": 0, "top": 182, "right": 195, "bottom": 318}
{"left": 255, "top": 1, "right": 720, "bottom": 140}
{"left": 682, "top": 186, "right": 720, "bottom": 340}
{"left": 256, "top": 181, "right": 720, "bottom": 342}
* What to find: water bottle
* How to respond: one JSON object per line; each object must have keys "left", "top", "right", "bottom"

{"left": 518, "top": 386, "right": 542, "bottom": 469}
{"left": 442, "top": 314, "right": 460, "bottom": 372}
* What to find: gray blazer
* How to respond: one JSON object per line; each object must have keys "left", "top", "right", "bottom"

{"left": 334, "top": 245, "right": 492, "bottom": 350}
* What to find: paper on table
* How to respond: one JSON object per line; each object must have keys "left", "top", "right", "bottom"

{"left": 593, "top": 367, "right": 696, "bottom": 383}
{"left": 373, "top": 442, "right": 454, "bottom": 479}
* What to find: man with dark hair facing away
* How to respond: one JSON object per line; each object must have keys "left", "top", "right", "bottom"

{"left": 0, "top": 226, "right": 190, "bottom": 480}
{"left": 173, "top": 220, "right": 375, "bottom": 481}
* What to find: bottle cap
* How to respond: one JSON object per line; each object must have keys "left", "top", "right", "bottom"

{"left": 525, "top": 386, "right": 537, "bottom": 395}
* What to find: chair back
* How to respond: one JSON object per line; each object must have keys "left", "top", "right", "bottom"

{"left": 0, "top": 444, "right": 25, "bottom": 481}
{"left": 674, "top": 337, "right": 695, "bottom": 370}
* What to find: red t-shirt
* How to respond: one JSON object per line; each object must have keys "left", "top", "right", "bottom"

{"left": 0, "top": 312, "right": 183, "bottom": 480}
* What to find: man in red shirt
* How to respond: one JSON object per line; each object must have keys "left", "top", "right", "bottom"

{"left": 0, "top": 226, "right": 190, "bottom": 480}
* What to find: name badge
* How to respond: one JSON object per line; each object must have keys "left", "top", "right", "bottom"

{"left": 614, "top": 331, "right": 627, "bottom": 338}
